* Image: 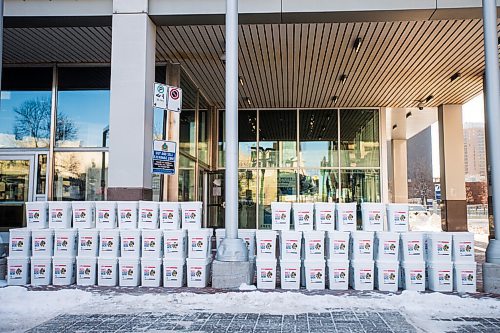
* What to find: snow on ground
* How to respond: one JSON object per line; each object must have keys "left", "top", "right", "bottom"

{"left": 0, "top": 286, "right": 498, "bottom": 333}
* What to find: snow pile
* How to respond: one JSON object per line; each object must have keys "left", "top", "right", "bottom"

{"left": 238, "top": 283, "right": 257, "bottom": 291}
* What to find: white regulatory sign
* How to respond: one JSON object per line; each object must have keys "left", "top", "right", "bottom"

{"left": 167, "top": 86, "right": 182, "bottom": 112}
{"left": 153, "top": 82, "right": 167, "bottom": 109}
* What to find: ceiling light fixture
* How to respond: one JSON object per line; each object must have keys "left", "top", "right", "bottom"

{"left": 425, "top": 95, "right": 434, "bottom": 103}
{"left": 332, "top": 96, "right": 338, "bottom": 103}
{"left": 353, "top": 37, "right": 362, "bottom": 53}
{"left": 392, "top": 124, "right": 398, "bottom": 130}
{"left": 340, "top": 74, "right": 348, "bottom": 85}
{"left": 245, "top": 97, "right": 251, "bottom": 105}
{"left": 238, "top": 76, "right": 244, "bottom": 86}
{"left": 220, "top": 52, "right": 226, "bottom": 63}
{"left": 450, "top": 72, "right": 461, "bottom": 82}
{"left": 406, "top": 112, "right": 412, "bottom": 119}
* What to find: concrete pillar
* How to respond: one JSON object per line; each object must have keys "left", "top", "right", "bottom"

{"left": 107, "top": 8, "right": 156, "bottom": 200}
{"left": 438, "top": 104, "right": 467, "bottom": 231}
{"left": 392, "top": 139, "right": 408, "bottom": 203}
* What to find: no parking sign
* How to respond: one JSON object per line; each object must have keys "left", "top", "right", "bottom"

{"left": 152, "top": 83, "right": 182, "bottom": 112}
{"left": 167, "top": 87, "right": 182, "bottom": 112}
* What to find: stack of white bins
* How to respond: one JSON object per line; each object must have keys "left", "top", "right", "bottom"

{"left": 117, "top": 201, "right": 140, "bottom": 287}
{"left": 255, "top": 229, "right": 277, "bottom": 289}
{"left": 425, "top": 231, "right": 453, "bottom": 292}
{"left": 139, "top": 201, "right": 162, "bottom": 287}
{"left": 162, "top": 202, "right": 187, "bottom": 288}
{"left": 302, "top": 230, "right": 326, "bottom": 290}
{"left": 75, "top": 202, "right": 98, "bottom": 286}
{"left": 278, "top": 230, "right": 302, "bottom": 290}
{"left": 349, "top": 231, "right": 375, "bottom": 290}
{"left": 374, "top": 231, "right": 399, "bottom": 292}
{"left": 452, "top": 232, "right": 476, "bottom": 293}
{"left": 96, "top": 201, "right": 119, "bottom": 287}
{"left": 48, "top": 202, "right": 75, "bottom": 286}
{"left": 399, "top": 231, "right": 425, "bottom": 291}
{"left": 326, "top": 230, "right": 350, "bottom": 290}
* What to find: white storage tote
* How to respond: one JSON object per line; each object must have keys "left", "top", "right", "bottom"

{"left": 255, "top": 258, "right": 276, "bottom": 289}
{"left": 52, "top": 256, "right": 75, "bottom": 286}
{"left": 360, "top": 202, "right": 385, "bottom": 232}
{"left": 239, "top": 229, "right": 257, "bottom": 259}
{"left": 9, "top": 228, "right": 31, "bottom": 258}
{"left": 139, "top": 201, "right": 159, "bottom": 229}
{"left": 314, "top": 202, "right": 336, "bottom": 231}
{"left": 335, "top": 202, "right": 357, "bottom": 232}
{"left": 453, "top": 261, "right": 477, "bottom": 293}
{"left": 78, "top": 229, "right": 99, "bottom": 257}
{"left": 325, "top": 231, "right": 350, "bottom": 261}
{"left": 163, "top": 229, "right": 187, "bottom": 259}
{"left": 327, "top": 260, "right": 349, "bottom": 290}
{"left": 31, "top": 229, "right": 53, "bottom": 257}
{"left": 375, "top": 260, "right": 399, "bottom": 292}
{"left": 452, "top": 232, "right": 475, "bottom": 262}
{"left": 427, "top": 261, "right": 453, "bottom": 292}
{"left": 188, "top": 228, "right": 212, "bottom": 259}
{"left": 302, "top": 230, "right": 325, "bottom": 260}
{"left": 374, "top": 231, "right": 399, "bottom": 261}
{"left": 163, "top": 258, "right": 186, "bottom": 287}
{"left": 186, "top": 257, "right": 211, "bottom": 288}
{"left": 7, "top": 257, "right": 30, "bottom": 285}
{"left": 350, "top": 231, "right": 374, "bottom": 260}
{"left": 350, "top": 260, "right": 374, "bottom": 291}
{"left": 292, "top": 202, "right": 314, "bottom": 232}
{"left": 99, "top": 229, "right": 120, "bottom": 258}
{"left": 31, "top": 257, "right": 52, "bottom": 286}
{"left": 95, "top": 201, "right": 117, "bottom": 229}
{"left": 120, "top": 229, "right": 141, "bottom": 258}
{"left": 117, "top": 201, "right": 138, "bottom": 229}
{"left": 72, "top": 201, "right": 95, "bottom": 229}
{"left": 278, "top": 230, "right": 302, "bottom": 260}
{"left": 142, "top": 229, "right": 163, "bottom": 258}
{"left": 48, "top": 201, "right": 72, "bottom": 229}
{"left": 400, "top": 261, "right": 425, "bottom": 291}
{"left": 141, "top": 258, "right": 162, "bottom": 287}
{"left": 119, "top": 257, "right": 140, "bottom": 287}
{"left": 76, "top": 256, "right": 97, "bottom": 286}
{"left": 425, "top": 232, "right": 452, "bottom": 262}
{"left": 271, "top": 202, "right": 292, "bottom": 231}
{"left": 386, "top": 204, "right": 409, "bottom": 232}
{"left": 98, "top": 257, "right": 118, "bottom": 287}
{"left": 256, "top": 230, "right": 277, "bottom": 259}
{"left": 26, "top": 201, "right": 48, "bottom": 229}
{"left": 400, "top": 232, "right": 424, "bottom": 262}
{"left": 181, "top": 201, "right": 203, "bottom": 230}
{"left": 303, "top": 259, "right": 326, "bottom": 290}
{"left": 280, "top": 259, "right": 301, "bottom": 290}
{"left": 159, "top": 202, "right": 181, "bottom": 230}
{"left": 54, "top": 229, "right": 78, "bottom": 257}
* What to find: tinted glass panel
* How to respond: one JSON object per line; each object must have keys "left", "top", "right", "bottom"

{"left": 259, "top": 110, "right": 297, "bottom": 168}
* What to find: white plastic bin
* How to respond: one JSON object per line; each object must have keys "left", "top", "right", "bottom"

{"left": 117, "top": 201, "right": 139, "bottom": 229}
{"left": 327, "top": 260, "right": 349, "bottom": 290}
{"left": 76, "top": 256, "right": 97, "bottom": 286}
{"left": 314, "top": 202, "right": 336, "bottom": 231}
{"left": 375, "top": 232, "right": 399, "bottom": 261}
{"left": 48, "top": 201, "right": 73, "bottom": 229}
{"left": 280, "top": 259, "right": 301, "bottom": 290}
{"left": 31, "top": 257, "right": 52, "bottom": 286}
{"left": 360, "top": 203, "right": 385, "bottom": 232}
{"left": 95, "top": 201, "right": 117, "bottom": 229}
{"left": 452, "top": 232, "right": 475, "bottom": 262}
{"left": 142, "top": 229, "right": 163, "bottom": 258}
{"left": 98, "top": 257, "right": 118, "bottom": 286}
{"left": 375, "top": 261, "right": 399, "bottom": 292}
{"left": 271, "top": 202, "right": 292, "bottom": 231}
{"left": 325, "top": 231, "right": 350, "bottom": 261}
{"left": 256, "top": 230, "right": 277, "bottom": 259}
{"left": 9, "top": 228, "right": 31, "bottom": 258}
{"left": 453, "top": 261, "right": 477, "bottom": 293}
{"left": 427, "top": 261, "right": 453, "bottom": 292}
{"left": 120, "top": 229, "right": 141, "bottom": 258}
{"left": 7, "top": 257, "right": 30, "bottom": 285}
{"left": 188, "top": 228, "right": 212, "bottom": 259}
{"left": 52, "top": 256, "right": 75, "bottom": 286}
{"left": 350, "top": 260, "right": 374, "bottom": 291}
{"left": 31, "top": 229, "right": 54, "bottom": 257}
{"left": 386, "top": 204, "right": 409, "bottom": 232}
{"left": 186, "top": 257, "right": 211, "bottom": 288}
{"left": 350, "top": 231, "right": 374, "bottom": 260}
{"left": 159, "top": 202, "right": 181, "bottom": 230}
{"left": 302, "top": 231, "right": 325, "bottom": 260}
{"left": 119, "top": 257, "right": 140, "bottom": 287}
{"left": 239, "top": 229, "right": 257, "bottom": 259}
{"left": 335, "top": 203, "right": 357, "bottom": 232}
{"left": 303, "top": 260, "right": 326, "bottom": 290}
{"left": 54, "top": 229, "right": 78, "bottom": 257}
{"left": 72, "top": 201, "right": 96, "bottom": 229}
{"left": 163, "top": 258, "right": 186, "bottom": 287}
{"left": 181, "top": 201, "right": 203, "bottom": 230}
{"left": 163, "top": 229, "right": 187, "bottom": 259}
{"left": 78, "top": 229, "right": 99, "bottom": 257}
{"left": 400, "top": 232, "right": 424, "bottom": 262}
{"left": 278, "top": 230, "right": 302, "bottom": 260}
{"left": 99, "top": 229, "right": 120, "bottom": 258}
{"left": 26, "top": 202, "right": 48, "bottom": 229}
{"left": 256, "top": 258, "right": 276, "bottom": 289}
{"left": 139, "top": 201, "right": 159, "bottom": 229}
{"left": 141, "top": 258, "right": 162, "bottom": 287}
{"left": 400, "top": 261, "right": 425, "bottom": 291}
{"left": 425, "top": 232, "right": 452, "bottom": 262}
{"left": 292, "top": 203, "right": 314, "bottom": 232}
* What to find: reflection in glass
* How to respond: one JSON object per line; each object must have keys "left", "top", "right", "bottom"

{"left": 340, "top": 169, "right": 380, "bottom": 203}
{"left": 299, "top": 109, "right": 338, "bottom": 168}
{"left": 259, "top": 110, "right": 297, "bottom": 168}
{"left": 299, "top": 169, "right": 339, "bottom": 203}
{"left": 37, "top": 155, "right": 47, "bottom": 195}
{"left": 53, "top": 152, "right": 108, "bottom": 201}
{"left": 180, "top": 110, "right": 196, "bottom": 158}
{"left": 218, "top": 110, "right": 225, "bottom": 168}
{"left": 179, "top": 169, "right": 195, "bottom": 201}
{"left": 0, "top": 160, "right": 30, "bottom": 201}
{"left": 258, "top": 169, "right": 297, "bottom": 229}
{"left": 339, "top": 109, "right": 380, "bottom": 167}
{"left": 239, "top": 169, "right": 257, "bottom": 229}
{"left": 198, "top": 109, "right": 210, "bottom": 164}
{"left": 239, "top": 110, "right": 257, "bottom": 167}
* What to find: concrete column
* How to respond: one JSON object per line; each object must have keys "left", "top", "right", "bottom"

{"left": 438, "top": 104, "right": 467, "bottom": 231}
{"left": 107, "top": 10, "right": 156, "bottom": 200}
{"left": 391, "top": 139, "right": 408, "bottom": 203}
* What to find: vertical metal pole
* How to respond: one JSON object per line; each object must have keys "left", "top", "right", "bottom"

{"left": 0, "top": 0, "right": 3, "bottom": 93}
{"left": 483, "top": 0, "right": 500, "bottom": 263}
{"left": 47, "top": 66, "right": 58, "bottom": 201}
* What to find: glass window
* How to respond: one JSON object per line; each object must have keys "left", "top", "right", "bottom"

{"left": 53, "top": 152, "right": 108, "bottom": 201}
{"left": 178, "top": 155, "right": 195, "bottom": 201}
{"left": 198, "top": 109, "right": 210, "bottom": 164}
{"left": 339, "top": 109, "right": 380, "bottom": 167}
{"left": 56, "top": 67, "right": 110, "bottom": 148}
{"left": 239, "top": 110, "right": 257, "bottom": 167}
{"left": 340, "top": 169, "right": 381, "bottom": 203}
{"left": 0, "top": 67, "right": 53, "bottom": 148}
{"left": 37, "top": 154, "right": 47, "bottom": 195}
{"left": 218, "top": 110, "right": 225, "bottom": 168}
{"left": 299, "top": 109, "right": 338, "bottom": 168}
{"left": 299, "top": 169, "right": 339, "bottom": 203}
{"left": 180, "top": 110, "right": 196, "bottom": 158}
{"left": 239, "top": 169, "right": 257, "bottom": 229}
{"left": 259, "top": 110, "right": 297, "bottom": 168}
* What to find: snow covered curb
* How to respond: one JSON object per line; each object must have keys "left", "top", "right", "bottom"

{"left": 0, "top": 286, "right": 498, "bottom": 333}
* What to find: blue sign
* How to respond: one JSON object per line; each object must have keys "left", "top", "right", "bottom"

{"left": 152, "top": 140, "right": 176, "bottom": 175}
